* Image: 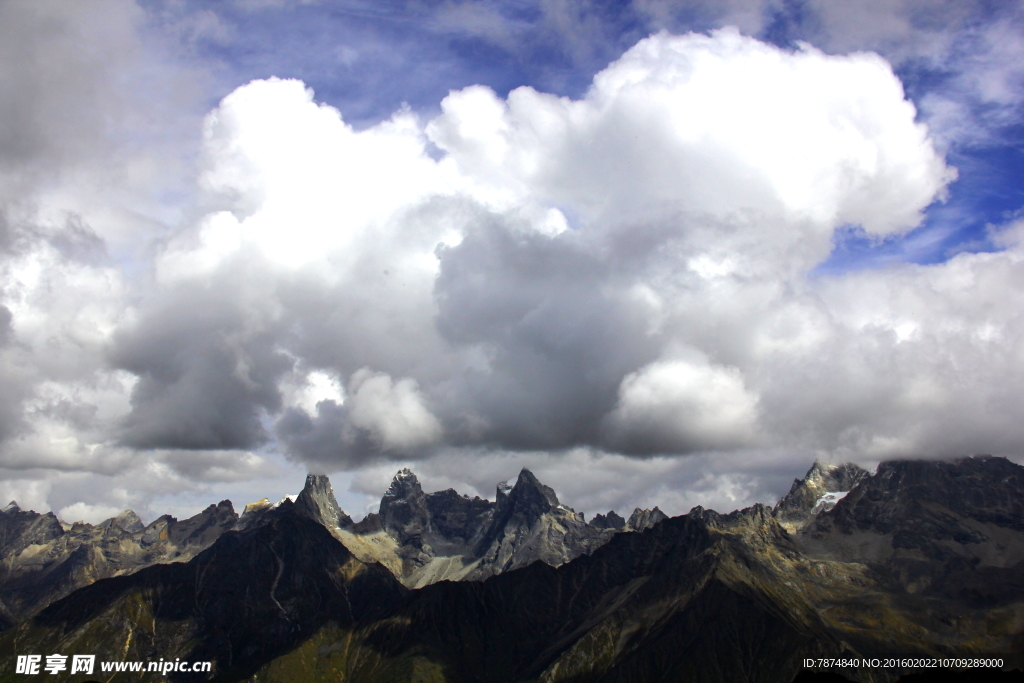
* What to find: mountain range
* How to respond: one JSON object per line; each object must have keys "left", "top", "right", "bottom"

{"left": 0, "top": 455, "right": 1021, "bottom": 682}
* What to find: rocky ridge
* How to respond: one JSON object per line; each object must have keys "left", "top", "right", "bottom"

{"left": 0, "top": 466, "right": 661, "bottom": 622}
{"left": 0, "top": 499, "right": 238, "bottom": 622}
{"left": 3, "top": 455, "right": 1024, "bottom": 682}
{"left": 333, "top": 467, "right": 629, "bottom": 587}
{"left": 796, "top": 455, "right": 1024, "bottom": 603}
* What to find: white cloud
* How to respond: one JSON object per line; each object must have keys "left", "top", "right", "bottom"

{"left": 605, "top": 355, "right": 760, "bottom": 453}
{"left": 347, "top": 369, "right": 443, "bottom": 451}
{"left": 288, "top": 370, "right": 345, "bottom": 415}
{"left": 195, "top": 77, "right": 455, "bottom": 271}
{"left": 429, "top": 29, "right": 951, "bottom": 247}
{"left": 4, "top": 11, "right": 1024, "bottom": 523}
{"left": 58, "top": 501, "right": 125, "bottom": 525}
{"left": 135, "top": 28, "right": 968, "bottom": 471}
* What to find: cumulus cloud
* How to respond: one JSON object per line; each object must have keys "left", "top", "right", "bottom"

{"left": 4, "top": 8, "right": 1024, "bottom": 520}
{"left": 57, "top": 501, "right": 127, "bottom": 525}
{"left": 605, "top": 355, "right": 760, "bottom": 453}
{"left": 346, "top": 369, "right": 443, "bottom": 450}
{"left": 430, "top": 29, "right": 950, "bottom": 238}
{"left": 128, "top": 27, "right": 968, "bottom": 474}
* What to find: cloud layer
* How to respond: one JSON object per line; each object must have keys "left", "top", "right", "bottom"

{"left": 113, "top": 29, "right": 968, "bottom": 468}
{"left": 2, "top": 6, "right": 1024, "bottom": 522}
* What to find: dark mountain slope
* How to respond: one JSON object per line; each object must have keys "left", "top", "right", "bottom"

{"left": 2, "top": 456, "right": 1023, "bottom": 683}
{"left": 0, "top": 500, "right": 238, "bottom": 623}
{"left": 799, "top": 456, "right": 1024, "bottom": 605}
{"left": 0, "top": 503, "right": 407, "bottom": 682}
{"left": 255, "top": 507, "right": 862, "bottom": 683}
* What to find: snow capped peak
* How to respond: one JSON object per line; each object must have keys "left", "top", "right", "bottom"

{"left": 2, "top": 501, "right": 20, "bottom": 513}
{"left": 272, "top": 494, "right": 298, "bottom": 509}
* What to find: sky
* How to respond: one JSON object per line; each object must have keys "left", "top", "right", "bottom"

{"left": 1, "top": 0, "right": 1024, "bottom": 525}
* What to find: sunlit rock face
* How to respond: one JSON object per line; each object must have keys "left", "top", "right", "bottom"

{"left": 626, "top": 505, "right": 668, "bottom": 531}
{"left": 294, "top": 473, "right": 354, "bottom": 530}
{"left": 773, "top": 460, "right": 869, "bottom": 532}
{"left": 464, "top": 468, "right": 615, "bottom": 581}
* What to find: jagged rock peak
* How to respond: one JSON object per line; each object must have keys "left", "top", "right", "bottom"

{"left": 590, "top": 510, "right": 626, "bottom": 530}
{"left": 380, "top": 468, "right": 432, "bottom": 545}
{"left": 806, "top": 459, "right": 868, "bottom": 491}
{"left": 510, "top": 468, "right": 559, "bottom": 509}
{"left": 97, "top": 510, "right": 144, "bottom": 533}
{"left": 495, "top": 480, "right": 512, "bottom": 504}
{"left": 775, "top": 459, "right": 869, "bottom": 519}
{"left": 1, "top": 501, "right": 19, "bottom": 514}
{"left": 626, "top": 506, "right": 667, "bottom": 531}
{"left": 386, "top": 468, "right": 424, "bottom": 497}
{"left": 295, "top": 474, "right": 354, "bottom": 529}
{"left": 826, "top": 455, "right": 1024, "bottom": 535}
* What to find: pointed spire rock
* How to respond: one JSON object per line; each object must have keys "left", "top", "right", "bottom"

{"left": 379, "top": 469, "right": 432, "bottom": 546}
{"left": 1, "top": 501, "right": 19, "bottom": 514}
{"left": 295, "top": 474, "right": 354, "bottom": 530}
{"left": 470, "top": 468, "right": 614, "bottom": 578}
{"left": 509, "top": 468, "right": 560, "bottom": 510}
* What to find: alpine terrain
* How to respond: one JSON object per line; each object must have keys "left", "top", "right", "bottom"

{"left": 0, "top": 456, "right": 1022, "bottom": 682}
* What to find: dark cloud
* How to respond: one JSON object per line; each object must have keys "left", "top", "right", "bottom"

{"left": 112, "top": 278, "right": 292, "bottom": 450}
{"left": 433, "top": 216, "right": 659, "bottom": 449}
{"left": 276, "top": 402, "right": 377, "bottom": 468}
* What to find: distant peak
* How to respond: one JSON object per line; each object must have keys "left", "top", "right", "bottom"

{"left": 114, "top": 510, "right": 145, "bottom": 534}
{"left": 2, "top": 501, "right": 19, "bottom": 513}
{"left": 304, "top": 473, "right": 332, "bottom": 489}
{"left": 511, "top": 468, "right": 560, "bottom": 508}
{"left": 386, "top": 468, "right": 423, "bottom": 496}
{"left": 391, "top": 468, "right": 420, "bottom": 484}
{"left": 296, "top": 473, "right": 353, "bottom": 529}
{"left": 626, "top": 506, "right": 667, "bottom": 531}
{"left": 590, "top": 510, "right": 626, "bottom": 529}
{"left": 243, "top": 498, "right": 271, "bottom": 514}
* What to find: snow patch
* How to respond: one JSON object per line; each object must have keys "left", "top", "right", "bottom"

{"left": 811, "top": 491, "right": 849, "bottom": 515}
{"left": 272, "top": 494, "right": 298, "bottom": 509}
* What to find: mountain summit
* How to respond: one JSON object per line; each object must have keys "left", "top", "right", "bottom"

{"left": 4, "top": 455, "right": 1023, "bottom": 682}
{"left": 294, "top": 473, "right": 355, "bottom": 530}
{"left": 774, "top": 459, "right": 870, "bottom": 532}
{"left": 335, "top": 466, "right": 623, "bottom": 586}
